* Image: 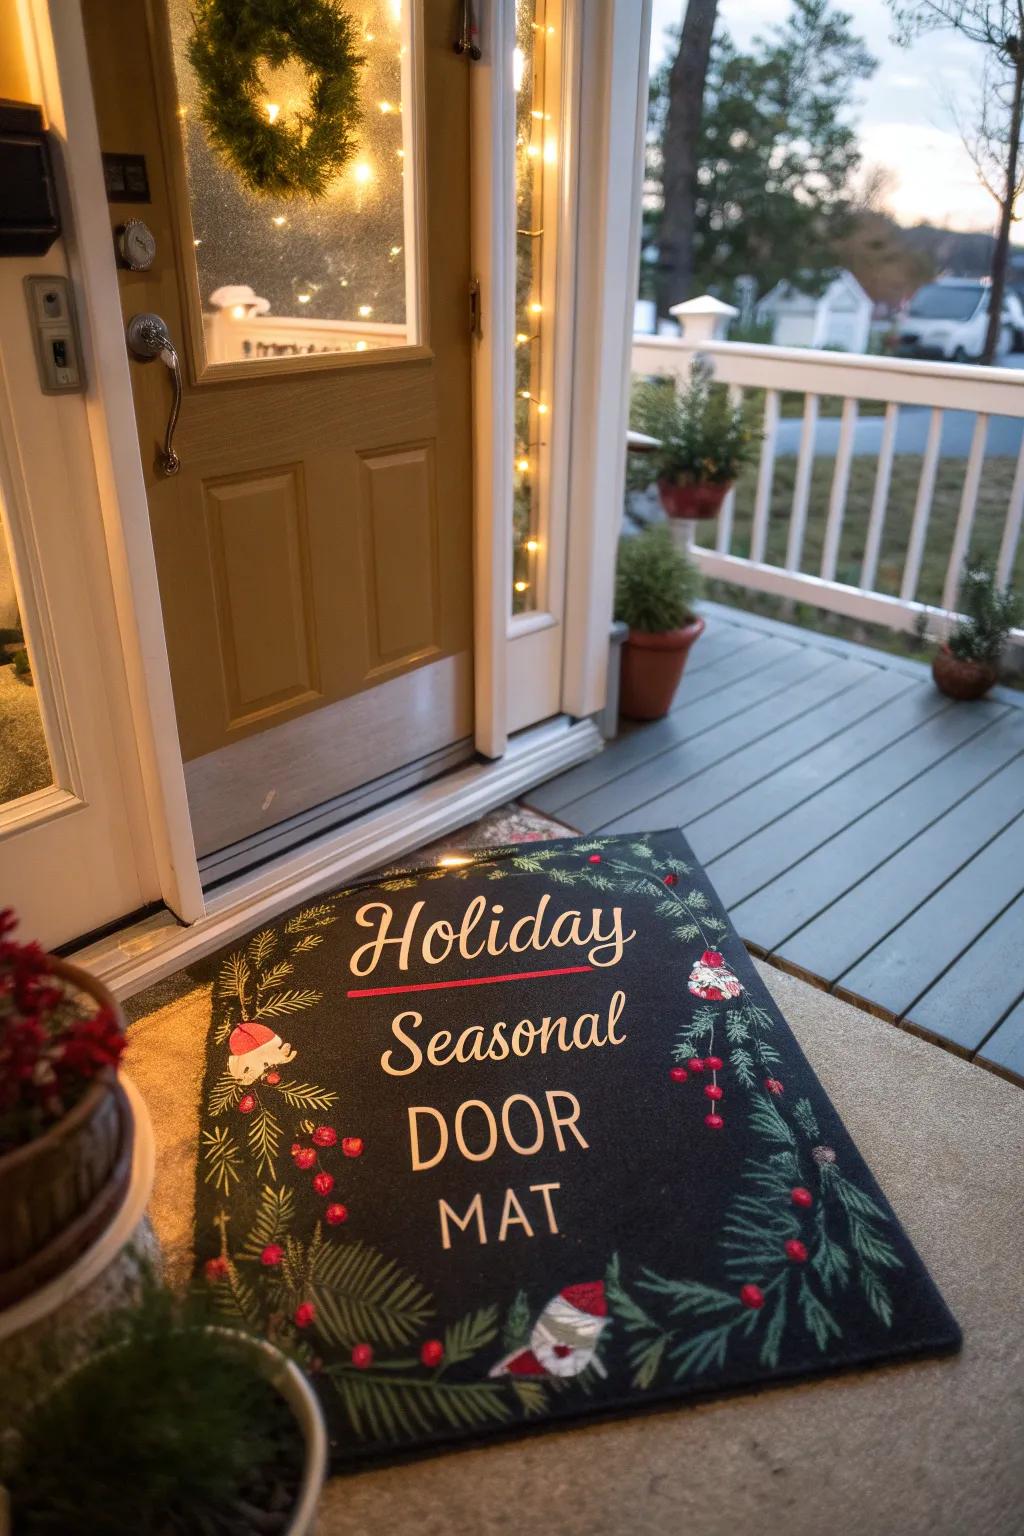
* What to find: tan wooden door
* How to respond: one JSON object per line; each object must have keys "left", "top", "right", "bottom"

{"left": 83, "top": 0, "right": 473, "bottom": 858}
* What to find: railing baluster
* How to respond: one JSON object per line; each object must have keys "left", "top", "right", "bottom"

{"left": 820, "top": 396, "right": 858, "bottom": 582}
{"left": 750, "top": 388, "right": 779, "bottom": 564}
{"left": 900, "top": 406, "right": 943, "bottom": 603}
{"left": 997, "top": 429, "right": 1024, "bottom": 587}
{"left": 942, "top": 412, "right": 989, "bottom": 614}
{"left": 715, "top": 383, "right": 742, "bottom": 555}
{"left": 785, "top": 392, "right": 820, "bottom": 571}
{"left": 860, "top": 401, "right": 898, "bottom": 592}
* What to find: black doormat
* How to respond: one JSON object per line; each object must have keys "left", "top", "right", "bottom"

{"left": 191, "top": 829, "right": 959, "bottom": 1466}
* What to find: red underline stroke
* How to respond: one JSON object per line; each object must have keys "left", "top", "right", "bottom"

{"left": 346, "top": 964, "right": 594, "bottom": 998}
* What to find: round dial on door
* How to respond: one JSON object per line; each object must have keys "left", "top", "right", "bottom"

{"left": 116, "top": 218, "right": 157, "bottom": 272}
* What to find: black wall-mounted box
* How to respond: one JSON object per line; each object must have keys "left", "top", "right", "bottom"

{"left": 0, "top": 100, "right": 61, "bottom": 257}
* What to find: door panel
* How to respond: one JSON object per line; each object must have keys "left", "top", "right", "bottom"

{"left": 82, "top": 0, "right": 473, "bottom": 854}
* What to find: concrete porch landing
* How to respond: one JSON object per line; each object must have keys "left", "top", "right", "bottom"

{"left": 528, "top": 603, "right": 1024, "bottom": 1082}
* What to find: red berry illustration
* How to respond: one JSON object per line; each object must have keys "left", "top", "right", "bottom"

{"left": 238, "top": 1093, "right": 256, "bottom": 1114}
{"left": 765, "top": 1078, "right": 784, "bottom": 1095}
{"left": 669, "top": 1066, "right": 688, "bottom": 1082}
{"left": 687, "top": 1057, "right": 704, "bottom": 1073}
{"left": 704, "top": 1084, "right": 723, "bottom": 1101}
{"left": 791, "top": 1186, "right": 813, "bottom": 1209}
{"left": 342, "top": 1136, "right": 364, "bottom": 1158}
{"left": 663, "top": 873, "right": 678, "bottom": 886}
{"left": 784, "top": 1239, "right": 809, "bottom": 1263}
{"left": 291, "top": 1142, "right": 302, "bottom": 1157}
{"left": 312, "top": 1125, "right": 337, "bottom": 1147}
{"left": 325, "top": 1203, "right": 349, "bottom": 1226}
{"left": 740, "top": 1283, "right": 765, "bottom": 1309}
{"left": 293, "top": 1147, "right": 316, "bottom": 1170}
{"left": 294, "top": 1302, "right": 316, "bottom": 1329}
{"left": 704, "top": 1112, "right": 724, "bottom": 1129}
{"left": 264, "top": 1070, "right": 281, "bottom": 1085}
{"left": 704, "top": 1056, "right": 723, "bottom": 1071}
{"left": 420, "top": 1339, "right": 444, "bottom": 1368}
{"left": 313, "top": 1171, "right": 335, "bottom": 1196}
{"left": 351, "top": 1342, "right": 374, "bottom": 1369}
{"left": 204, "top": 1257, "right": 229, "bottom": 1282}
{"left": 588, "top": 853, "right": 602, "bottom": 864}
{"left": 260, "top": 1244, "right": 284, "bottom": 1267}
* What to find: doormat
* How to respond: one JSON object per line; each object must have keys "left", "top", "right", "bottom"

{"left": 190, "top": 829, "right": 960, "bottom": 1465}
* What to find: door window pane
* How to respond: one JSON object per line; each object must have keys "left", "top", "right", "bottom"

{"left": 512, "top": 0, "right": 560, "bottom": 615}
{"left": 0, "top": 510, "right": 51, "bottom": 807}
{"left": 167, "top": 0, "right": 417, "bottom": 367}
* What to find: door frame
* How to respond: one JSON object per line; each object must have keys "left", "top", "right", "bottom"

{"left": 20, "top": 0, "right": 651, "bottom": 942}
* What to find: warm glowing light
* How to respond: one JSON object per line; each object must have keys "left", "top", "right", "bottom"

{"left": 177, "top": 106, "right": 188, "bottom": 120}
{"left": 537, "top": 402, "right": 549, "bottom": 415}
{"left": 231, "top": 304, "right": 246, "bottom": 319}
{"left": 355, "top": 340, "right": 368, "bottom": 351}
{"left": 389, "top": 0, "right": 402, "bottom": 21}
{"left": 527, "top": 144, "right": 539, "bottom": 159}
{"left": 378, "top": 101, "right": 394, "bottom": 114}
{"left": 390, "top": 245, "right": 402, "bottom": 256}
{"left": 513, "top": 46, "right": 525, "bottom": 92}
{"left": 526, "top": 538, "right": 540, "bottom": 553}
{"left": 514, "top": 581, "right": 529, "bottom": 593}
{"left": 265, "top": 102, "right": 280, "bottom": 124}
{"left": 193, "top": 238, "right": 202, "bottom": 247}
{"left": 272, "top": 215, "right": 286, "bottom": 226}
{"left": 353, "top": 160, "right": 374, "bottom": 185}
{"left": 358, "top": 304, "right": 373, "bottom": 317}
{"left": 438, "top": 853, "right": 471, "bottom": 867}
{"left": 544, "top": 140, "right": 557, "bottom": 164}
{"left": 396, "top": 148, "right": 405, "bottom": 159}
{"left": 529, "top": 302, "right": 543, "bottom": 315}
{"left": 364, "top": 31, "right": 375, "bottom": 41}
{"left": 520, "top": 390, "right": 531, "bottom": 400}
{"left": 297, "top": 293, "right": 311, "bottom": 304}
{"left": 517, "top": 458, "right": 530, "bottom": 472}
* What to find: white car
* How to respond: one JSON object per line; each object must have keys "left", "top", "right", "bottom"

{"left": 897, "top": 279, "right": 1017, "bottom": 362}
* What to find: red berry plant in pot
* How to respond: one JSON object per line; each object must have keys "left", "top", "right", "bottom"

{"left": 0, "top": 909, "right": 132, "bottom": 1307}
{"left": 614, "top": 525, "right": 704, "bottom": 721}
{"left": 628, "top": 358, "right": 759, "bottom": 522}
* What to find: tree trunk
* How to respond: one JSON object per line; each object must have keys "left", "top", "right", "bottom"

{"left": 982, "top": 53, "right": 1024, "bottom": 365}
{"left": 655, "top": 0, "right": 719, "bottom": 319}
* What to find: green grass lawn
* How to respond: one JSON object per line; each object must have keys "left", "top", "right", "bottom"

{"left": 687, "top": 452, "right": 1024, "bottom": 687}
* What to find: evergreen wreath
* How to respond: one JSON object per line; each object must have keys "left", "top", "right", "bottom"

{"left": 188, "top": 0, "right": 365, "bottom": 201}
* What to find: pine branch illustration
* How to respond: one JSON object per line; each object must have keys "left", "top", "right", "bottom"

{"left": 502, "top": 1289, "right": 532, "bottom": 1351}
{"left": 511, "top": 1379, "right": 547, "bottom": 1416}
{"left": 247, "top": 1104, "right": 281, "bottom": 1179}
{"left": 217, "top": 952, "right": 251, "bottom": 1011}
{"left": 258, "top": 988, "right": 322, "bottom": 1018}
{"left": 793, "top": 1097, "right": 821, "bottom": 1140}
{"left": 213, "top": 1018, "right": 233, "bottom": 1047}
{"left": 798, "top": 1273, "right": 842, "bottom": 1351}
{"left": 285, "top": 903, "right": 337, "bottom": 934}
{"left": 442, "top": 1305, "right": 499, "bottom": 1368}
{"left": 248, "top": 928, "right": 277, "bottom": 970}
{"left": 638, "top": 1271, "right": 740, "bottom": 1318}
{"left": 258, "top": 960, "right": 294, "bottom": 991}
{"left": 201, "top": 1126, "right": 242, "bottom": 1194}
{"left": 239, "top": 1184, "right": 296, "bottom": 1260}
{"left": 207, "top": 1070, "right": 244, "bottom": 1117}
{"left": 290, "top": 934, "right": 324, "bottom": 954}
{"left": 275, "top": 1079, "right": 339, "bottom": 1110}
{"left": 209, "top": 1261, "right": 263, "bottom": 1330}
{"left": 333, "top": 1372, "right": 513, "bottom": 1442}
{"left": 731, "top": 1046, "right": 756, "bottom": 1088}
{"left": 628, "top": 1333, "right": 668, "bottom": 1389}
{"left": 748, "top": 1093, "right": 796, "bottom": 1146}
{"left": 308, "top": 1241, "right": 434, "bottom": 1349}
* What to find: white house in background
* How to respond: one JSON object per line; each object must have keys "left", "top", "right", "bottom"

{"left": 756, "top": 269, "right": 872, "bottom": 354}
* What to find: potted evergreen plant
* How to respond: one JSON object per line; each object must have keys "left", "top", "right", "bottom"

{"left": 0, "top": 911, "right": 133, "bottom": 1308}
{"left": 630, "top": 358, "right": 758, "bottom": 520}
{"left": 3, "top": 1282, "right": 328, "bottom": 1534}
{"left": 933, "top": 565, "right": 1021, "bottom": 700}
{"left": 615, "top": 525, "right": 703, "bottom": 720}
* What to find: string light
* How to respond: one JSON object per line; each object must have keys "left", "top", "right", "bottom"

{"left": 378, "top": 101, "right": 395, "bottom": 113}
{"left": 517, "top": 458, "right": 530, "bottom": 472}
{"left": 358, "top": 304, "right": 373, "bottom": 317}
{"left": 272, "top": 215, "right": 286, "bottom": 226}
{"left": 513, "top": 46, "right": 525, "bottom": 91}
{"left": 529, "top": 302, "right": 543, "bottom": 314}
{"left": 355, "top": 340, "right": 368, "bottom": 351}
{"left": 265, "top": 102, "right": 280, "bottom": 124}
{"left": 526, "top": 538, "right": 540, "bottom": 553}
{"left": 353, "top": 160, "right": 374, "bottom": 185}
{"left": 297, "top": 292, "right": 311, "bottom": 304}
{"left": 231, "top": 304, "right": 246, "bottom": 318}
{"left": 514, "top": 581, "right": 529, "bottom": 593}
{"left": 516, "top": 332, "right": 529, "bottom": 344}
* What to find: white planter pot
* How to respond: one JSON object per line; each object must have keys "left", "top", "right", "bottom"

{"left": 248, "top": 1336, "right": 328, "bottom": 1536}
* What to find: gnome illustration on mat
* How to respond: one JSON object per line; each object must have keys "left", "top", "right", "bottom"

{"left": 687, "top": 949, "right": 743, "bottom": 1002}
{"left": 226, "top": 1021, "right": 297, "bottom": 1084}
{"left": 490, "top": 1282, "right": 610, "bottom": 1380}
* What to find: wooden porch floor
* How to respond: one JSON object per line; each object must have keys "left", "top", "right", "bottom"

{"left": 527, "top": 602, "right": 1024, "bottom": 1084}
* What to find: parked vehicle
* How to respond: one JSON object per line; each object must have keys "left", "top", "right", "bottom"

{"left": 896, "top": 279, "right": 1017, "bottom": 362}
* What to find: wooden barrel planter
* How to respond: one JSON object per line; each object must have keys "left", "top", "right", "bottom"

{"left": 0, "top": 959, "right": 133, "bottom": 1310}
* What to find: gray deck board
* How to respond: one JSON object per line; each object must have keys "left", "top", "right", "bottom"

{"left": 525, "top": 605, "right": 1024, "bottom": 1079}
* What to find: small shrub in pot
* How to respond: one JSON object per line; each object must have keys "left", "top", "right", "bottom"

{"left": 629, "top": 358, "right": 759, "bottom": 520}
{"left": 615, "top": 525, "right": 703, "bottom": 720}
{"left": 933, "top": 565, "right": 1021, "bottom": 700}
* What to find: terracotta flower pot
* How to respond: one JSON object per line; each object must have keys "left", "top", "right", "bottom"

{"left": 620, "top": 616, "right": 705, "bottom": 721}
{"left": 657, "top": 479, "right": 733, "bottom": 520}
{"left": 0, "top": 958, "right": 133, "bottom": 1309}
{"left": 931, "top": 645, "right": 998, "bottom": 701}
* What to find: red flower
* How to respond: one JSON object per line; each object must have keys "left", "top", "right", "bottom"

{"left": 204, "top": 1257, "right": 229, "bottom": 1282}
{"left": 264, "top": 1070, "right": 281, "bottom": 1085}
{"left": 312, "top": 1171, "right": 335, "bottom": 1196}
{"left": 669, "top": 1066, "right": 688, "bottom": 1083}
{"left": 351, "top": 1342, "right": 374, "bottom": 1369}
{"left": 420, "top": 1339, "right": 444, "bottom": 1368}
{"left": 342, "top": 1137, "right": 364, "bottom": 1158}
{"left": 312, "top": 1125, "right": 337, "bottom": 1147}
{"left": 325, "top": 1203, "right": 348, "bottom": 1225}
{"left": 740, "top": 1283, "right": 764, "bottom": 1309}
{"left": 784, "top": 1239, "right": 808, "bottom": 1263}
{"left": 294, "top": 1302, "right": 316, "bottom": 1329}
{"left": 292, "top": 1147, "right": 316, "bottom": 1169}
{"left": 238, "top": 1093, "right": 257, "bottom": 1114}
{"left": 260, "top": 1244, "right": 284, "bottom": 1267}
{"left": 764, "top": 1078, "right": 784, "bottom": 1096}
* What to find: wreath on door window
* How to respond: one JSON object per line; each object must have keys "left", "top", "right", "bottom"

{"left": 187, "top": 0, "right": 365, "bottom": 201}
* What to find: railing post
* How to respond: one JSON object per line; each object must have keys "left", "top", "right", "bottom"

{"left": 668, "top": 295, "right": 739, "bottom": 344}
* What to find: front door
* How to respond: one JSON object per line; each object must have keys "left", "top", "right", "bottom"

{"left": 82, "top": 0, "right": 474, "bottom": 863}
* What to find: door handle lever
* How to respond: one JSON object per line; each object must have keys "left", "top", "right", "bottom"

{"left": 126, "top": 312, "right": 182, "bottom": 476}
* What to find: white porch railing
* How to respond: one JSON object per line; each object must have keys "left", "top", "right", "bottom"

{"left": 631, "top": 304, "right": 1024, "bottom": 651}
